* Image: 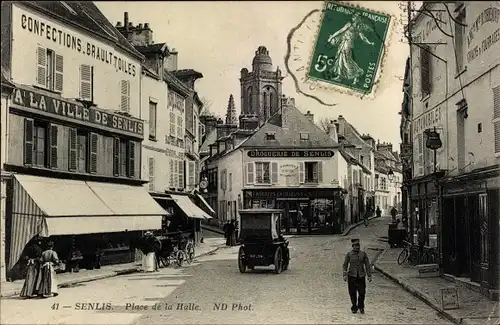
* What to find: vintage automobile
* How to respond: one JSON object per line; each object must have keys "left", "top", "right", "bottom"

{"left": 237, "top": 208, "right": 290, "bottom": 274}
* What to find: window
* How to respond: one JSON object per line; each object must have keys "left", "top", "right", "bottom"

{"left": 168, "top": 90, "right": 185, "bottom": 111}
{"left": 36, "top": 47, "right": 63, "bottom": 92}
{"left": 120, "top": 80, "right": 130, "bottom": 112}
{"left": 229, "top": 173, "right": 233, "bottom": 191}
{"left": 149, "top": 101, "right": 157, "bottom": 140}
{"left": 80, "top": 64, "right": 93, "bottom": 101}
{"left": 420, "top": 45, "right": 431, "bottom": 96}
{"left": 454, "top": 9, "right": 466, "bottom": 72}
{"left": 305, "top": 162, "right": 319, "bottom": 183}
{"left": 76, "top": 132, "right": 88, "bottom": 173}
{"left": 33, "top": 121, "right": 48, "bottom": 167}
{"left": 149, "top": 157, "right": 155, "bottom": 192}
{"left": 113, "top": 138, "right": 136, "bottom": 177}
{"left": 169, "top": 158, "right": 175, "bottom": 188}
{"left": 170, "top": 111, "right": 176, "bottom": 137}
{"left": 177, "top": 115, "right": 183, "bottom": 139}
{"left": 493, "top": 86, "right": 500, "bottom": 154}
{"left": 300, "top": 132, "right": 309, "bottom": 140}
{"left": 255, "top": 162, "right": 270, "bottom": 184}
{"left": 265, "top": 132, "right": 276, "bottom": 140}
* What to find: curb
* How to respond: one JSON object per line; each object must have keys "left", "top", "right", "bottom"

{"left": 342, "top": 215, "right": 381, "bottom": 236}
{"left": 374, "top": 262, "right": 462, "bottom": 325}
{"left": 1, "top": 246, "right": 222, "bottom": 298}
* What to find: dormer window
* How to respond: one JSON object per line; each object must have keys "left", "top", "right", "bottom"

{"left": 265, "top": 132, "right": 276, "bottom": 140}
{"left": 300, "top": 132, "right": 309, "bottom": 140}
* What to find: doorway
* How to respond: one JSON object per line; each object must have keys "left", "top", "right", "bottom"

{"left": 467, "top": 195, "right": 481, "bottom": 283}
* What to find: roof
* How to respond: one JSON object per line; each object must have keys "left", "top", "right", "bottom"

{"left": 339, "top": 148, "right": 371, "bottom": 175}
{"left": 22, "top": 1, "right": 144, "bottom": 61}
{"left": 164, "top": 70, "right": 191, "bottom": 97}
{"left": 241, "top": 106, "right": 339, "bottom": 149}
{"left": 134, "top": 43, "right": 169, "bottom": 56}
{"left": 142, "top": 64, "right": 159, "bottom": 79}
{"left": 171, "top": 69, "right": 204, "bottom": 79}
{"left": 199, "top": 128, "right": 217, "bottom": 154}
{"left": 342, "top": 120, "right": 373, "bottom": 150}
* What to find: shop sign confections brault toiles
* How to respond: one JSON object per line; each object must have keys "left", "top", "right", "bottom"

{"left": 10, "top": 88, "right": 144, "bottom": 137}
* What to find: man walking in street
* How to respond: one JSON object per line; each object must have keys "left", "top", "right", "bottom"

{"left": 343, "top": 238, "right": 372, "bottom": 314}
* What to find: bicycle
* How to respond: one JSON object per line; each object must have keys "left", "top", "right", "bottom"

{"left": 159, "top": 242, "right": 185, "bottom": 267}
{"left": 397, "top": 240, "right": 418, "bottom": 266}
{"left": 422, "top": 247, "right": 439, "bottom": 264}
{"left": 183, "top": 240, "right": 195, "bottom": 264}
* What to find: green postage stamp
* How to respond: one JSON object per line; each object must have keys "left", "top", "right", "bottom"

{"left": 308, "top": 1, "right": 391, "bottom": 95}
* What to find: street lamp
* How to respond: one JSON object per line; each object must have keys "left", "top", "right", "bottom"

{"left": 387, "top": 169, "right": 394, "bottom": 182}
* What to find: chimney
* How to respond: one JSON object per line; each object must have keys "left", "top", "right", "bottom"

{"left": 165, "top": 49, "right": 178, "bottom": 71}
{"left": 116, "top": 21, "right": 122, "bottom": 27}
{"left": 124, "top": 12, "right": 129, "bottom": 31}
{"left": 304, "top": 110, "right": 314, "bottom": 123}
{"left": 327, "top": 120, "right": 338, "bottom": 142}
{"left": 137, "top": 23, "right": 143, "bottom": 29}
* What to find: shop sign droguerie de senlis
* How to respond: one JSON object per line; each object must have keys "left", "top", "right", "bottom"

{"left": 11, "top": 88, "right": 144, "bottom": 136}
{"left": 248, "top": 150, "right": 335, "bottom": 158}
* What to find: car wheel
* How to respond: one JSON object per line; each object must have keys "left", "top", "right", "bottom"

{"left": 274, "top": 247, "right": 282, "bottom": 274}
{"left": 238, "top": 247, "right": 246, "bottom": 273}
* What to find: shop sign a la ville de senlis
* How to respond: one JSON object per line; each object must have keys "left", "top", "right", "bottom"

{"left": 10, "top": 87, "right": 144, "bottom": 138}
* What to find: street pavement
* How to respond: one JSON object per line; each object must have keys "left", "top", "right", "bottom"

{"left": 1, "top": 217, "right": 452, "bottom": 324}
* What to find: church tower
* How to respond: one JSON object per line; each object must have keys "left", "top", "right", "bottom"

{"left": 239, "top": 46, "right": 284, "bottom": 129}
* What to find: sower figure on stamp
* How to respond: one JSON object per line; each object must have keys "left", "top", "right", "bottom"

{"left": 343, "top": 238, "right": 372, "bottom": 314}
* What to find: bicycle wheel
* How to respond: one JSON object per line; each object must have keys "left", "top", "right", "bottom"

{"left": 397, "top": 248, "right": 409, "bottom": 265}
{"left": 159, "top": 255, "right": 170, "bottom": 267}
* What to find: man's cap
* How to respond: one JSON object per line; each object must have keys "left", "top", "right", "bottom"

{"left": 351, "top": 238, "right": 360, "bottom": 244}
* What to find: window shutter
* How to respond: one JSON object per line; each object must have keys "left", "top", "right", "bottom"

{"left": 36, "top": 47, "right": 47, "bottom": 87}
{"left": 49, "top": 124, "right": 58, "bottom": 169}
{"left": 318, "top": 161, "right": 323, "bottom": 183}
{"left": 113, "top": 137, "right": 120, "bottom": 176}
{"left": 224, "top": 170, "right": 228, "bottom": 190}
{"left": 128, "top": 141, "right": 135, "bottom": 177}
{"left": 299, "top": 162, "right": 305, "bottom": 184}
{"left": 170, "top": 112, "right": 176, "bottom": 137}
{"left": 420, "top": 46, "right": 431, "bottom": 95}
{"left": 23, "top": 118, "right": 34, "bottom": 165}
{"left": 271, "top": 162, "right": 279, "bottom": 184}
{"left": 195, "top": 162, "right": 199, "bottom": 185}
{"left": 68, "top": 128, "right": 77, "bottom": 171}
{"left": 494, "top": 86, "right": 500, "bottom": 120}
{"left": 89, "top": 133, "right": 98, "bottom": 173}
{"left": 148, "top": 157, "right": 155, "bottom": 191}
{"left": 54, "top": 54, "right": 64, "bottom": 92}
{"left": 189, "top": 161, "right": 195, "bottom": 186}
{"left": 120, "top": 80, "right": 130, "bottom": 112}
{"left": 178, "top": 160, "right": 184, "bottom": 188}
{"left": 246, "top": 162, "right": 254, "bottom": 184}
{"left": 495, "top": 121, "right": 500, "bottom": 154}
{"left": 80, "top": 64, "right": 92, "bottom": 101}
{"left": 220, "top": 170, "right": 224, "bottom": 190}
{"left": 169, "top": 158, "right": 174, "bottom": 188}
{"left": 174, "top": 159, "right": 179, "bottom": 188}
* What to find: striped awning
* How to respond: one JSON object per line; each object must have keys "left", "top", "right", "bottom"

{"left": 195, "top": 193, "right": 215, "bottom": 214}
{"left": 9, "top": 175, "right": 166, "bottom": 269}
{"left": 170, "top": 195, "right": 212, "bottom": 219}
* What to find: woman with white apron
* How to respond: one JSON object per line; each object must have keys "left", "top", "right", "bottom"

{"left": 37, "top": 241, "right": 59, "bottom": 298}
{"left": 141, "top": 232, "right": 157, "bottom": 272}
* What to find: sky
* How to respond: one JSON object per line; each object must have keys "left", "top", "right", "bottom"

{"left": 97, "top": 1, "right": 412, "bottom": 149}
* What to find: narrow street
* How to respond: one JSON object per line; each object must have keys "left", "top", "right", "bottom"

{"left": 1, "top": 217, "right": 452, "bottom": 324}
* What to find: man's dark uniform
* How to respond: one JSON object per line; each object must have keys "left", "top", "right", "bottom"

{"left": 343, "top": 238, "right": 372, "bottom": 314}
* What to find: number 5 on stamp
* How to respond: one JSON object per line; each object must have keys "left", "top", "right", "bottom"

{"left": 308, "top": 1, "right": 391, "bottom": 95}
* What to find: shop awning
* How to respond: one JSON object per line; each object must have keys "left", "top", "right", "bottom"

{"left": 9, "top": 175, "right": 166, "bottom": 269}
{"left": 170, "top": 194, "right": 212, "bottom": 219}
{"left": 195, "top": 193, "right": 215, "bottom": 214}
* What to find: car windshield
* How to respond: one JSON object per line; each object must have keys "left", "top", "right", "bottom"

{"left": 241, "top": 215, "right": 270, "bottom": 230}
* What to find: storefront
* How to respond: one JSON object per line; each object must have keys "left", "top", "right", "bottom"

{"left": 440, "top": 166, "right": 499, "bottom": 300}
{"left": 243, "top": 188, "right": 347, "bottom": 234}
{"left": 5, "top": 175, "right": 165, "bottom": 280}
{"left": 166, "top": 193, "right": 212, "bottom": 245}
{"left": 407, "top": 172, "right": 443, "bottom": 249}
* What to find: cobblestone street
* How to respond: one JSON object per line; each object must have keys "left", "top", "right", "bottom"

{"left": 1, "top": 217, "right": 452, "bottom": 324}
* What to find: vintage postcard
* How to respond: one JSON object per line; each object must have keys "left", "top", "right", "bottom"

{"left": 1, "top": 1, "right": 499, "bottom": 325}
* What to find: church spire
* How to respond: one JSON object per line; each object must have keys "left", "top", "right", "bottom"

{"left": 225, "top": 94, "right": 238, "bottom": 125}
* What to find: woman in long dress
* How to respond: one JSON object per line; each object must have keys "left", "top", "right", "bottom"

{"left": 140, "top": 232, "right": 157, "bottom": 272}
{"left": 37, "top": 241, "right": 59, "bottom": 298}
{"left": 326, "top": 12, "right": 375, "bottom": 85}
{"left": 19, "top": 237, "right": 43, "bottom": 298}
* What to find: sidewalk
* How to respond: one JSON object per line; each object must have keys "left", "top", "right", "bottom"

{"left": 375, "top": 247, "right": 499, "bottom": 325}
{"left": 342, "top": 214, "right": 382, "bottom": 236}
{"left": 0, "top": 237, "right": 225, "bottom": 298}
